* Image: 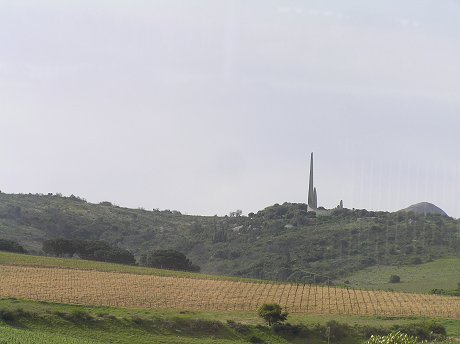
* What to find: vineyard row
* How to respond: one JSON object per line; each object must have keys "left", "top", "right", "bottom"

{"left": 0, "top": 265, "right": 458, "bottom": 319}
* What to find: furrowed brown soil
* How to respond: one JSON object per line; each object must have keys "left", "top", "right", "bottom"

{"left": 0, "top": 265, "right": 458, "bottom": 318}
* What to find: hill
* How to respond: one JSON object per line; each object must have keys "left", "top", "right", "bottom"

{"left": 339, "top": 258, "right": 460, "bottom": 293}
{"left": 399, "top": 202, "right": 448, "bottom": 216}
{"left": 0, "top": 192, "right": 459, "bottom": 283}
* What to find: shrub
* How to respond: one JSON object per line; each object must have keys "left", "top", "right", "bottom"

{"left": 140, "top": 250, "right": 200, "bottom": 272}
{"left": 425, "top": 321, "right": 446, "bottom": 337}
{"left": 130, "top": 315, "right": 146, "bottom": 325}
{"left": 67, "top": 310, "right": 94, "bottom": 322}
{"left": 99, "top": 201, "right": 113, "bottom": 206}
{"left": 226, "top": 320, "right": 250, "bottom": 334}
{"left": 0, "top": 309, "right": 17, "bottom": 322}
{"left": 42, "top": 239, "right": 135, "bottom": 265}
{"left": 272, "top": 323, "right": 303, "bottom": 336}
{"left": 0, "top": 239, "right": 26, "bottom": 253}
{"left": 53, "top": 311, "right": 68, "bottom": 318}
{"left": 0, "top": 307, "right": 32, "bottom": 322}
{"left": 360, "top": 325, "right": 389, "bottom": 338}
{"left": 389, "top": 275, "right": 401, "bottom": 283}
{"left": 248, "top": 336, "right": 265, "bottom": 343}
{"left": 366, "top": 331, "right": 420, "bottom": 344}
{"left": 410, "top": 257, "right": 423, "bottom": 265}
{"left": 325, "top": 320, "right": 349, "bottom": 340}
{"left": 392, "top": 321, "right": 447, "bottom": 340}
{"left": 257, "top": 303, "right": 288, "bottom": 326}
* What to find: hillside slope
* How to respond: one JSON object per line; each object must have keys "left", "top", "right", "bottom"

{"left": 340, "top": 258, "right": 460, "bottom": 293}
{"left": 399, "top": 202, "right": 448, "bottom": 216}
{"left": 1, "top": 252, "right": 458, "bottom": 319}
{"left": 3, "top": 298, "right": 456, "bottom": 344}
{"left": 0, "top": 192, "right": 459, "bottom": 283}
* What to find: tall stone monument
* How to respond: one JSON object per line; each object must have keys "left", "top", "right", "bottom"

{"left": 308, "top": 153, "right": 318, "bottom": 209}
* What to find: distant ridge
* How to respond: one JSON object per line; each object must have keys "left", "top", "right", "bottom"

{"left": 1, "top": 192, "right": 459, "bottom": 282}
{"left": 399, "top": 202, "right": 448, "bottom": 216}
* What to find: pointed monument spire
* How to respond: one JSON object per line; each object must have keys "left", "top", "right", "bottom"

{"left": 313, "top": 187, "right": 317, "bottom": 208}
{"left": 308, "top": 152, "right": 314, "bottom": 208}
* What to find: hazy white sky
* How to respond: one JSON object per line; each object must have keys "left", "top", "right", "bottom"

{"left": 1, "top": 0, "right": 460, "bottom": 217}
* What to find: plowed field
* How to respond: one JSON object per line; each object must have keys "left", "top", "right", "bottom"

{"left": 0, "top": 265, "right": 458, "bottom": 319}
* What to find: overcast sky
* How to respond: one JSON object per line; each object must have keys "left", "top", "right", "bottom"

{"left": 1, "top": 0, "right": 460, "bottom": 217}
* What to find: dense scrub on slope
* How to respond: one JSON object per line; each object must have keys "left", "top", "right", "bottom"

{"left": 0, "top": 192, "right": 459, "bottom": 283}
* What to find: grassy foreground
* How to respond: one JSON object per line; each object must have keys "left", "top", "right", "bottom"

{"left": 0, "top": 298, "right": 458, "bottom": 344}
{"left": 0, "top": 326, "right": 103, "bottom": 344}
{"left": 0, "top": 252, "right": 458, "bottom": 342}
{"left": 340, "top": 258, "right": 460, "bottom": 293}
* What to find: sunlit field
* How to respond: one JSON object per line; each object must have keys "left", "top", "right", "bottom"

{"left": 1, "top": 263, "right": 458, "bottom": 319}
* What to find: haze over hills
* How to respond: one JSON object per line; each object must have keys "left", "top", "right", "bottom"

{"left": 2, "top": 1, "right": 460, "bottom": 342}
{"left": 1, "top": 192, "right": 459, "bottom": 284}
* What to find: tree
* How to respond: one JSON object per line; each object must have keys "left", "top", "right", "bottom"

{"left": 92, "top": 247, "right": 136, "bottom": 265}
{"left": 42, "top": 239, "right": 75, "bottom": 257}
{"left": 389, "top": 275, "right": 401, "bottom": 283}
{"left": 42, "top": 239, "right": 135, "bottom": 265}
{"left": 229, "top": 209, "right": 243, "bottom": 217}
{"left": 257, "top": 303, "right": 288, "bottom": 326}
{"left": 140, "top": 250, "right": 200, "bottom": 272}
{"left": 0, "top": 239, "right": 26, "bottom": 254}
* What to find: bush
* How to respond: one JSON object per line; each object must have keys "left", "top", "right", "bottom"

{"left": 425, "top": 321, "right": 447, "bottom": 337}
{"left": 410, "top": 257, "right": 423, "bottom": 265}
{"left": 0, "top": 239, "right": 26, "bottom": 254}
{"left": 257, "top": 304, "right": 288, "bottom": 326}
{"left": 325, "top": 320, "right": 349, "bottom": 340}
{"left": 389, "top": 275, "right": 401, "bottom": 283}
{"left": 131, "top": 315, "right": 146, "bottom": 325}
{"left": 272, "top": 323, "right": 303, "bottom": 336}
{"left": 430, "top": 288, "right": 446, "bottom": 295}
{"left": 67, "top": 310, "right": 94, "bottom": 322}
{"left": 0, "top": 307, "right": 32, "bottom": 322}
{"left": 99, "top": 201, "right": 113, "bottom": 206}
{"left": 0, "top": 309, "right": 17, "bottom": 322}
{"left": 226, "top": 320, "right": 250, "bottom": 334}
{"left": 391, "top": 321, "right": 446, "bottom": 340}
{"left": 431, "top": 287, "right": 460, "bottom": 297}
{"left": 366, "top": 332, "right": 419, "bottom": 344}
{"left": 360, "top": 325, "right": 389, "bottom": 338}
{"left": 140, "top": 250, "right": 200, "bottom": 272}
{"left": 393, "top": 324, "right": 429, "bottom": 340}
{"left": 248, "top": 336, "right": 265, "bottom": 343}
{"left": 42, "top": 239, "right": 135, "bottom": 265}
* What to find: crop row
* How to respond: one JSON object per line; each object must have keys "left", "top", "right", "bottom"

{"left": 0, "top": 265, "right": 458, "bottom": 319}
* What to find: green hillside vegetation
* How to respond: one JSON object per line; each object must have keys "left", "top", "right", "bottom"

{"left": 0, "top": 298, "right": 455, "bottom": 344}
{"left": 340, "top": 258, "right": 460, "bottom": 293}
{"left": 42, "top": 238, "right": 136, "bottom": 265}
{"left": 0, "top": 192, "right": 459, "bottom": 284}
{"left": 0, "top": 238, "right": 26, "bottom": 253}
